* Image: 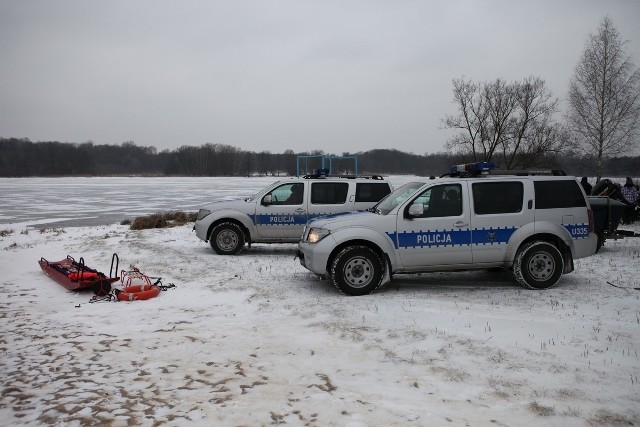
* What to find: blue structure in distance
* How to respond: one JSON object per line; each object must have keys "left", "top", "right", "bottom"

{"left": 296, "top": 155, "right": 359, "bottom": 177}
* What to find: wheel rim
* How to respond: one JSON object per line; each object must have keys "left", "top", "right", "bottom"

{"left": 527, "top": 251, "right": 555, "bottom": 282}
{"left": 343, "top": 256, "right": 374, "bottom": 288}
{"left": 216, "top": 230, "right": 238, "bottom": 251}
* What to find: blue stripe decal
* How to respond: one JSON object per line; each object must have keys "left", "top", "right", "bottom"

{"left": 473, "top": 227, "right": 518, "bottom": 245}
{"left": 387, "top": 225, "right": 587, "bottom": 249}
{"left": 252, "top": 212, "right": 340, "bottom": 226}
{"left": 393, "top": 229, "right": 473, "bottom": 248}
{"left": 564, "top": 224, "right": 589, "bottom": 239}
{"left": 253, "top": 214, "right": 308, "bottom": 225}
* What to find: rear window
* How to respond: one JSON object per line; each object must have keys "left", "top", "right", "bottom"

{"left": 311, "top": 182, "right": 348, "bottom": 204}
{"left": 473, "top": 182, "right": 523, "bottom": 215}
{"left": 355, "top": 182, "right": 391, "bottom": 202}
{"left": 535, "top": 180, "right": 586, "bottom": 209}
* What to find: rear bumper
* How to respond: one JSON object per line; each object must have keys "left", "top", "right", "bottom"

{"left": 573, "top": 233, "right": 598, "bottom": 259}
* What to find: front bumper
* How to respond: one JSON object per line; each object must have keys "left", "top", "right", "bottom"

{"left": 193, "top": 219, "right": 211, "bottom": 242}
{"left": 297, "top": 237, "right": 336, "bottom": 275}
{"left": 296, "top": 250, "right": 306, "bottom": 268}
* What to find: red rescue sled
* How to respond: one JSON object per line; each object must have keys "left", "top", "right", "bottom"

{"left": 39, "top": 253, "right": 120, "bottom": 292}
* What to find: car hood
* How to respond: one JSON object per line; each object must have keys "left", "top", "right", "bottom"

{"left": 307, "top": 210, "right": 377, "bottom": 228}
{"left": 201, "top": 199, "right": 251, "bottom": 211}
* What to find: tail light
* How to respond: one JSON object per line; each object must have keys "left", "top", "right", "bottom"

{"left": 588, "top": 208, "right": 594, "bottom": 233}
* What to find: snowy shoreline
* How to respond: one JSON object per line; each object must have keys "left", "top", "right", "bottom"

{"left": 1, "top": 221, "right": 639, "bottom": 426}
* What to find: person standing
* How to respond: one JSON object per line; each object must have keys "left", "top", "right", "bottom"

{"left": 621, "top": 177, "right": 639, "bottom": 223}
{"left": 621, "top": 177, "right": 638, "bottom": 203}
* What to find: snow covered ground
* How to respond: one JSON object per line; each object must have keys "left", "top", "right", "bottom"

{"left": 1, "top": 177, "right": 639, "bottom": 426}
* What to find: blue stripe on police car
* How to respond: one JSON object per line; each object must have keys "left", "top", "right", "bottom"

{"left": 387, "top": 225, "right": 587, "bottom": 249}
{"left": 253, "top": 214, "right": 308, "bottom": 225}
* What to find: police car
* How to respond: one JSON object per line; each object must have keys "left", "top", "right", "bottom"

{"left": 194, "top": 174, "right": 392, "bottom": 254}
{"left": 297, "top": 163, "right": 598, "bottom": 295}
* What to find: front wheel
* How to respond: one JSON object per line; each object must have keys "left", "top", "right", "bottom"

{"left": 330, "top": 246, "right": 384, "bottom": 296}
{"left": 513, "top": 241, "right": 564, "bottom": 290}
{"left": 210, "top": 222, "right": 246, "bottom": 255}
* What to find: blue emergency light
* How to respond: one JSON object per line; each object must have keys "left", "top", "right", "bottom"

{"left": 450, "top": 162, "right": 495, "bottom": 174}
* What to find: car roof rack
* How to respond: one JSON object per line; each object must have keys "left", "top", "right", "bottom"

{"left": 302, "top": 174, "right": 385, "bottom": 180}
{"left": 485, "top": 169, "right": 567, "bottom": 176}
{"left": 443, "top": 162, "right": 566, "bottom": 178}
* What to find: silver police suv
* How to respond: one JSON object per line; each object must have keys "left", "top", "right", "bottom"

{"left": 194, "top": 174, "right": 391, "bottom": 254}
{"left": 297, "top": 163, "right": 598, "bottom": 295}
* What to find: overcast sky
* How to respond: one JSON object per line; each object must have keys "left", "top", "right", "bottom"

{"left": 1, "top": 1, "right": 639, "bottom": 155}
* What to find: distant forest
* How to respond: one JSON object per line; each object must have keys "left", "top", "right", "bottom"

{"left": 1, "top": 137, "right": 639, "bottom": 178}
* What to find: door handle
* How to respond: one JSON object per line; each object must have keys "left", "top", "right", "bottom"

{"left": 453, "top": 221, "right": 468, "bottom": 228}
{"left": 295, "top": 208, "right": 306, "bottom": 213}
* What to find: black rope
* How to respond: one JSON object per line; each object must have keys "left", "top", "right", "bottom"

{"left": 607, "top": 281, "right": 640, "bottom": 291}
{"left": 154, "top": 278, "right": 176, "bottom": 291}
{"left": 89, "top": 293, "right": 118, "bottom": 303}
{"left": 75, "top": 292, "right": 117, "bottom": 307}
{"left": 75, "top": 275, "right": 176, "bottom": 307}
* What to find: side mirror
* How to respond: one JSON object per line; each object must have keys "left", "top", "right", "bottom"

{"left": 262, "top": 195, "right": 272, "bottom": 205}
{"left": 407, "top": 203, "right": 424, "bottom": 217}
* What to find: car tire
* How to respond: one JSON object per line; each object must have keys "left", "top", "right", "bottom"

{"left": 210, "top": 222, "right": 245, "bottom": 255}
{"left": 330, "top": 246, "right": 384, "bottom": 296}
{"left": 513, "top": 241, "right": 564, "bottom": 290}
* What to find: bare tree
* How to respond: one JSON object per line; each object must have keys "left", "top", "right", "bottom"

{"left": 443, "top": 76, "right": 562, "bottom": 168}
{"left": 484, "top": 78, "right": 518, "bottom": 163}
{"left": 503, "top": 77, "right": 562, "bottom": 169}
{"left": 566, "top": 16, "right": 640, "bottom": 179}
{"left": 443, "top": 78, "right": 489, "bottom": 161}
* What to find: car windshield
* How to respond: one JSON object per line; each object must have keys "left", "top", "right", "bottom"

{"left": 246, "top": 182, "right": 282, "bottom": 202}
{"left": 372, "top": 182, "right": 425, "bottom": 215}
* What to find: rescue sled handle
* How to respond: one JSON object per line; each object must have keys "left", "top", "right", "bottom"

{"left": 109, "top": 253, "right": 119, "bottom": 279}
{"left": 39, "top": 255, "right": 76, "bottom": 266}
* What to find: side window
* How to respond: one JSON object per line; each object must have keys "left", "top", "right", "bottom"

{"left": 411, "top": 184, "right": 462, "bottom": 217}
{"left": 311, "top": 182, "right": 349, "bottom": 204}
{"left": 355, "top": 183, "right": 391, "bottom": 202}
{"left": 473, "top": 182, "right": 523, "bottom": 215}
{"left": 535, "top": 180, "right": 587, "bottom": 209}
{"left": 268, "top": 183, "right": 304, "bottom": 205}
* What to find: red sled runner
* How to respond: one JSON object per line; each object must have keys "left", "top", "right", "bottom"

{"left": 39, "top": 253, "right": 120, "bottom": 293}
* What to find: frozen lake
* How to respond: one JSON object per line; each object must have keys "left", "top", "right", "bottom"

{"left": 0, "top": 176, "right": 417, "bottom": 228}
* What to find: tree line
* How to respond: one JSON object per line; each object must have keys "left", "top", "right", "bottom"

{"left": 1, "top": 137, "right": 638, "bottom": 179}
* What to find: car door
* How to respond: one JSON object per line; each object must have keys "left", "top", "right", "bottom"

{"left": 470, "top": 180, "right": 532, "bottom": 263}
{"left": 395, "top": 182, "right": 472, "bottom": 270}
{"left": 254, "top": 182, "right": 308, "bottom": 240}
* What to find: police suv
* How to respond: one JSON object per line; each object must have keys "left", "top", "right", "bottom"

{"left": 297, "top": 163, "right": 598, "bottom": 295}
{"left": 194, "top": 175, "right": 392, "bottom": 254}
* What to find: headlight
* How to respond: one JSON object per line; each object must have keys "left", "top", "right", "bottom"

{"left": 306, "top": 227, "right": 330, "bottom": 243}
{"left": 197, "top": 209, "right": 211, "bottom": 220}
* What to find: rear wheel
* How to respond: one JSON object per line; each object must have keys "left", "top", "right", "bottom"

{"left": 513, "top": 241, "right": 564, "bottom": 289}
{"left": 210, "top": 222, "right": 246, "bottom": 255}
{"left": 330, "top": 246, "right": 384, "bottom": 296}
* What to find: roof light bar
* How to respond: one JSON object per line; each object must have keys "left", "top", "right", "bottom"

{"left": 450, "top": 162, "right": 495, "bottom": 174}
